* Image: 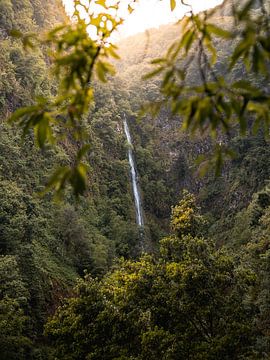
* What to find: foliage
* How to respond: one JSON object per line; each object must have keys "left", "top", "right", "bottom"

{"left": 6, "top": 0, "right": 140, "bottom": 196}
{"left": 0, "top": 255, "right": 32, "bottom": 359}
{"left": 223, "top": 184, "right": 270, "bottom": 355}
{"left": 1, "top": 1, "right": 270, "bottom": 358}
{"left": 0, "top": 2, "right": 145, "bottom": 357}
{"left": 146, "top": 0, "right": 270, "bottom": 173}
{"left": 0, "top": 297, "right": 32, "bottom": 360}
{"left": 4, "top": 0, "right": 270, "bottom": 194}
{"left": 45, "top": 198, "right": 257, "bottom": 359}
{"left": 170, "top": 190, "right": 206, "bottom": 237}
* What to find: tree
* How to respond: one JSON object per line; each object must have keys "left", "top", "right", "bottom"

{"left": 0, "top": 180, "right": 29, "bottom": 253}
{"left": 4, "top": 0, "right": 270, "bottom": 195}
{"left": 0, "top": 256, "right": 32, "bottom": 360}
{"left": 147, "top": 0, "right": 270, "bottom": 174}
{"left": 170, "top": 190, "right": 205, "bottom": 237}
{"left": 45, "top": 193, "right": 257, "bottom": 359}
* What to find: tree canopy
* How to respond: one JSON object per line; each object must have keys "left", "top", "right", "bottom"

{"left": 45, "top": 191, "right": 258, "bottom": 359}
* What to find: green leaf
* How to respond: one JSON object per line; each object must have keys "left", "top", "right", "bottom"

{"left": 34, "top": 113, "right": 54, "bottom": 148}
{"left": 70, "top": 163, "right": 89, "bottom": 196}
{"left": 170, "top": 0, "right": 176, "bottom": 11}
{"left": 206, "top": 24, "right": 232, "bottom": 39}
{"left": 230, "top": 33, "right": 255, "bottom": 69}
{"left": 41, "top": 166, "right": 71, "bottom": 199}
{"left": 95, "top": 0, "right": 107, "bottom": 7}
{"left": 107, "top": 45, "right": 120, "bottom": 59}
{"left": 151, "top": 58, "right": 166, "bottom": 65}
{"left": 232, "top": 80, "right": 256, "bottom": 91}
{"left": 204, "top": 37, "right": 217, "bottom": 65}
{"left": 237, "top": 0, "right": 253, "bottom": 21}
{"left": 9, "top": 106, "right": 37, "bottom": 123}
{"left": 180, "top": 29, "right": 195, "bottom": 54}
{"left": 35, "top": 116, "right": 49, "bottom": 148}
{"left": 96, "top": 61, "right": 115, "bottom": 82}
{"left": 143, "top": 67, "right": 164, "bottom": 80}
{"left": 76, "top": 144, "right": 91, "bottom": 161}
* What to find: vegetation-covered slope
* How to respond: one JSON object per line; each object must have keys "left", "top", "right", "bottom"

{"left": 115, "top": 18, "right": 270, "bottom": 243}
{"left": 0, "top": 1, "right": 143, "bottom": 357}
{"left": 1, "top": 0, "right": 270, "bottom": 358}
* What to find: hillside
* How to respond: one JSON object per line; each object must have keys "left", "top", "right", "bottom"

{"left": 115, "top": 15, "right": 270, "bottom": 244}
{"left": 0, "top": 1, "right": 143, "bottom": 357}
{"left": 1, "top": 0, "right": 270, "bottom": 358}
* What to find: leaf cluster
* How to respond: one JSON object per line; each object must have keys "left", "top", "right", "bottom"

{"left": 8, "top": 0, "right": 138, "bottom": 197}
{"left": 146, "top": 0, "right": 270, "bottom": 174}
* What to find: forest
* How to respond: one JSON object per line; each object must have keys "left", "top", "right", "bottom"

{"left": 0, "top": 0, "right": 270, "bottom": 359}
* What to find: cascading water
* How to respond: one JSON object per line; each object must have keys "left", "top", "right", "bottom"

{"left": 123, "top": 115, "right": 144, "bottom": 227}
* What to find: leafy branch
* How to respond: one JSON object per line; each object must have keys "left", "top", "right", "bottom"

{"left": 7, "top": 0, "right": 270, "bottom": 192}
{"left": 147, "top": 0, "right": 270, "bottom": 175}
{"left": 8, "top": 0, "right": 138, "bottom": 197}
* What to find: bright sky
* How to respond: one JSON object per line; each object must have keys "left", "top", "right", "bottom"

{"left": 62, "top": 0, "right": 224, "bottom": 38}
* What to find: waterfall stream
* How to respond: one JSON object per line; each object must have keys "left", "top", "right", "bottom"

{"left": 123, "top": 115, "right": 144, "bottom": 227}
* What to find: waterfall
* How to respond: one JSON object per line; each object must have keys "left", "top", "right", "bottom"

{"left": 123, "top": 115, "right": 144, "bottom": 227}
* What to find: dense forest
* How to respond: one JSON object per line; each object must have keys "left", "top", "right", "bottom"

{"left": 0, "top": 0, "right": 270, "bottom": 359}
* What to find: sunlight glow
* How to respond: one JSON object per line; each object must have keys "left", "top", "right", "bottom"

{"left": 62, "top": 0, "right": 224, "bottom": 38}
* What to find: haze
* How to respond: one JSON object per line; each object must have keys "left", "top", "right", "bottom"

{"left": 62, "top": 0, "right": 224, "bottom": 38}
